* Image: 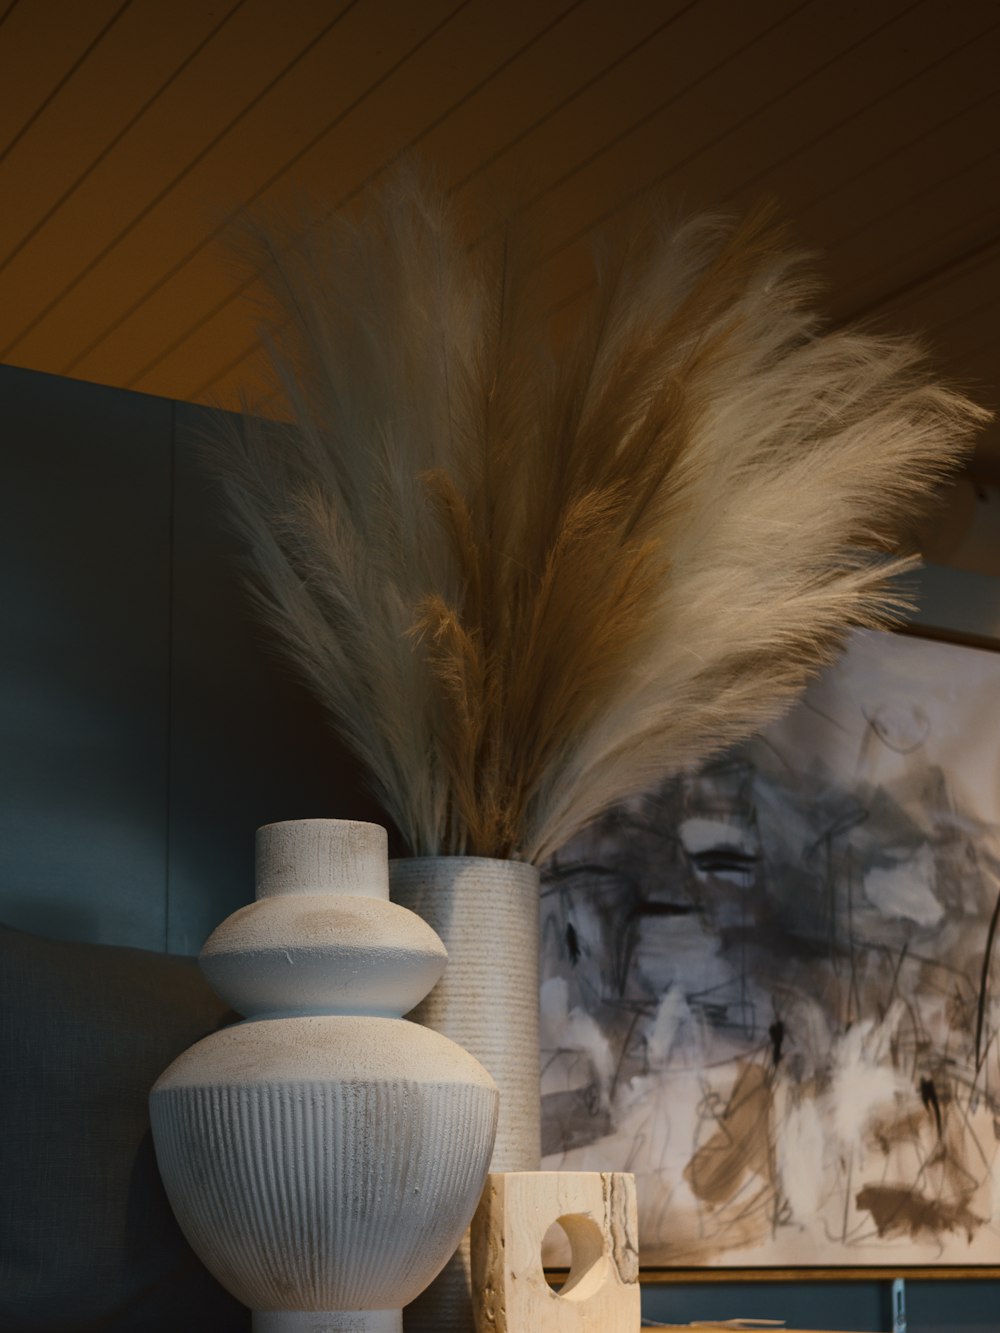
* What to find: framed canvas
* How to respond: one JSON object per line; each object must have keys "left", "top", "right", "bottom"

{"left": 539, "top": 627, "right": 1000, "bottom": 1276}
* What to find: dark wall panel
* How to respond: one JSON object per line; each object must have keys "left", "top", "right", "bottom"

{"left": 165, "top": 404, "right": 388, "bottom": 954}
{"left": 0, "top": 364, "right": 172, "bottom": 948}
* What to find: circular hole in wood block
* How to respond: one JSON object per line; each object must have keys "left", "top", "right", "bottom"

{"left": 542, "top": 1214, "right": 608, "bottom": 1301}
{"left": 543, "top": 1219, "right": 571, "bottom": 1291}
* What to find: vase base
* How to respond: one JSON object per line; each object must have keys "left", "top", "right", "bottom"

{"left": 253, "top": 1312, "right": 401, "bottom": 1333}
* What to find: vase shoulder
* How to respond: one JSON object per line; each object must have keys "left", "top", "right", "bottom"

{"left": 152, "top": 1014, "right": 499, "bottom": 1092}
{"left": 200, "top": 893, "right": 446, "bottom": 1018}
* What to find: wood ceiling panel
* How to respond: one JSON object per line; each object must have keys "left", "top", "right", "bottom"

{"left": 722, "top": 29, "right": 1000, "bottom": 226}
{"left": 411, "top": 0, "right": 692, "bottom": 198}
{"left": 0, "top": 0, "right": 126, "bottom": 151}
{"left": 5, "top": 0, "right": 450, "bottom": 376}
{"left": 0, "top": 0, "right": 995, "bottom": 474}
{"left": 16, "top": 0, "right": 466, "bottom": 383}
{"left": 527, "top": 0, "right": 923, "bottom": 316}
{"left": 179, "top": 0, "right": 702, "bottom": 403}
{"left": 0, "top": 0, "right": 347, "bottom": 363}
{"left": 864, "top": 245, "right": 1000, "bottom": 340}
{"left": 157, "top": 0, "right": 805, "bottom": 402}
{"left": 454, "top": 0, "right": 807, "bottom": 247}
{"left": 199, "top": 347, "right": 273, "bottom": 413}
{"left": 824, "top": 157, "right": 998, "bottom": 320}
{"left": 189, "top": 0, "right": 1000, "bottom": 410}
{"left": 935, "top": 299, "right": 1000, "bottom": 375}
{"left": 0, "top": 0, "right": 239, "bottom": 270}
{"left": 121, "top": 0, "right": 610, "bottom": 398}
{"left": 779, "top": 117, "right": 998, "bottom": 308}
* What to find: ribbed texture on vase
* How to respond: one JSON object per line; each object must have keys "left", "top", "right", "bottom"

{"left": 389, "top": 857, "right": 541, "bottom": 1173}
{"left": 150, "top": 1078, "right": 497, "bottom": 1311}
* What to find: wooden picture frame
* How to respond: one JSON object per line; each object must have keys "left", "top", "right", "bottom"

{"left": 540, "top": 626, "right": 1000, "bottom": 1278}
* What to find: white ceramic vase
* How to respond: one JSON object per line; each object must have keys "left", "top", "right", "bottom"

{"left": 389, "top": 856, "right": 541, "bottom": 1332}
{"left": 150, "top": 820, "right": 499, "bottom": 1333}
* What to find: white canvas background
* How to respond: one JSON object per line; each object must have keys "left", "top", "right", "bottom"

{"left": 541, "top": 629, "right": 1000, "bottom": 1268}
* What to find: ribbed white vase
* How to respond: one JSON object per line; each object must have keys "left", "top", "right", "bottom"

{"left": 389, "top": 856, "right": 541, "bottom": 1332}
{"left": 150, "top": 821, "right": 499, "bottom": 1333}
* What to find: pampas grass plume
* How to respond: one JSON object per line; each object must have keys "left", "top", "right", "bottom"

{"left": 205, "top": 172, "right": 989, "bottom": 864}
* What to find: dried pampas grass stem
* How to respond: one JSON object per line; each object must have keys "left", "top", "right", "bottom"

{"left": 206, "top": 173, "right": 988, "bottom": 864}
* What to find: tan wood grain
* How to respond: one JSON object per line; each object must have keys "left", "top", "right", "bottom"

{"left": 0, "top": 0, "right": 344, "bottom": 368}
{"left": 473, "top": 1171, "right": 641, "bottom": 1332}
{"left": 0, "top": 0, "right": 994, "bottom": 477}
{"left": 532, "top": 0, "right": 985, "bottom": 318}
{"left": 170, "top": 0, "right": 805, "bottom": 405}
{"left": 0, "top": 0, "right": 126, "bottom": 153}
{"left": 0, "top": 0, "right": 239, "bottom": 288}
{"left": 66, "top": 0, "right": 570, "bottom": 396}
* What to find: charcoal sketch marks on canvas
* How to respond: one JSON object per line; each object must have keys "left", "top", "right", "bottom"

{"left": 539, "top": 630, "right": 1000, "bottom": 1267}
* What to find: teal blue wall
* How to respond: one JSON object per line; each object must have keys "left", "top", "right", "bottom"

{"left": 2, "top": 361, "right": 998, "bottom": 1331}
{"left": 0, "top": 362, "right": 385, "bottom": 953}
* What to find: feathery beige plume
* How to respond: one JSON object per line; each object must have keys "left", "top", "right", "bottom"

{"left": 204, "top": 171, "right": 989, "bottom": 864}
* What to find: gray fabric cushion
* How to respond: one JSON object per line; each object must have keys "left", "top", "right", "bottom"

{"left": 0, "top": 924, "right": 249, "bottom": 1332}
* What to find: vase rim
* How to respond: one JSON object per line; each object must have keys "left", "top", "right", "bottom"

{"left": 257, "top": 817, "right": 386, "bottom": 833}
{"left": 388, "top": 854, "right": 535, "bottom": 868}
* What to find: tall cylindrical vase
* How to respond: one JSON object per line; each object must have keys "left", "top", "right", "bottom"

{"left": 389, "top": 857, "right": 540, "bottom": 1332}
{"left": 150, "top": 821, "right": 499, "bottom": 1333}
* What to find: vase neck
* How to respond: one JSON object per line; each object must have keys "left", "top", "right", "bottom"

{"left": 256, "top": 819, "right": 389, "bottom": 900}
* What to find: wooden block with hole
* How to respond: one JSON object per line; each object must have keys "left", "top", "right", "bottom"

{"left": 471, "top": 1171, "right": 641, "bottom": 1332}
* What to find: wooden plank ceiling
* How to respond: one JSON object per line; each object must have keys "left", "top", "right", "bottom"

{"left": 1, "top": 0, "right": 998, "bottom": 478}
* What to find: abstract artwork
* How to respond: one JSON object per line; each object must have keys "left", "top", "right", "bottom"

{"left": 540, "top": 629, "right": 1000, "bottom": 1270}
